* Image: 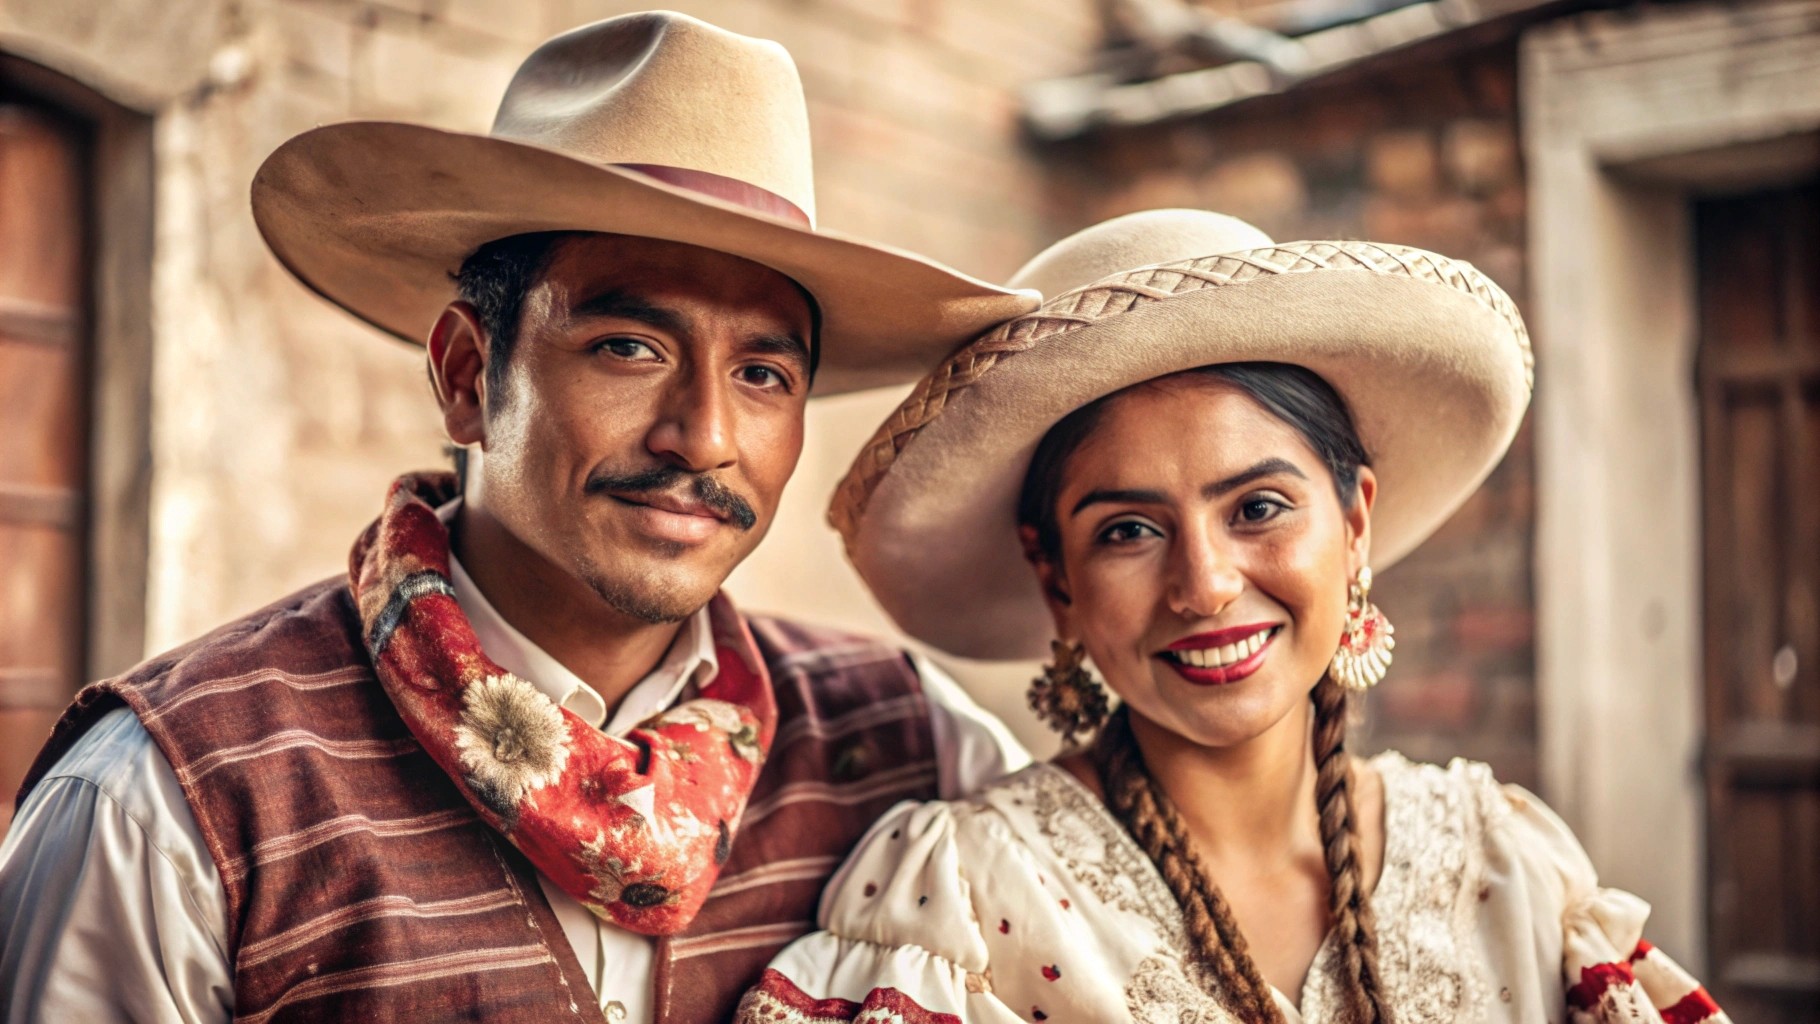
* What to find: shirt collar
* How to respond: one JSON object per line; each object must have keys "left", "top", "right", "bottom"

{"left": 438, "top": 499, "right": 718, "bottom": 734}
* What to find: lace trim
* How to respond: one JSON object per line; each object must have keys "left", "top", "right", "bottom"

{"left": 1350, "top": 753, "right": 1492, "bottom": 1024}
{"left": 1020, "top": 765, "right": 1187, "bottom": 948}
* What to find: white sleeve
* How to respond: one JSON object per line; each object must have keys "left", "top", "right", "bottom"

{"left": 0, "top": 707, "right": 233, "bottom": 1024}
{"left": 737, "top": 800, "right": 1024, "bottom": 1024}
{"left": 910, "top": 653, "right": 1031, "bottom": 799}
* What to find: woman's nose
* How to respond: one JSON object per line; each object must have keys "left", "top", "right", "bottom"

{"left": 1165, "top": 532, "right": 1245, "bottom": 620}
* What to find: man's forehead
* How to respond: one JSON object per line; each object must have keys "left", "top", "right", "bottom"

{"left": 540, "top": 232, "right": 814, "bottom": 327}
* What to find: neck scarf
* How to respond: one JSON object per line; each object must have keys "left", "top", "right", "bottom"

{"left": 350, "top": 472, "right": 777, "bottom": 935}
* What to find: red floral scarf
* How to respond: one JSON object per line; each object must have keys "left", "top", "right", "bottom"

{"left": 349, "top": 472, "right": 777, "bottom": 935}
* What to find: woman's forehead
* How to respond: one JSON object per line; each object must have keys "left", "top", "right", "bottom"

{"left": 1068, "top": 378, "right": 1319, "bottom": 482}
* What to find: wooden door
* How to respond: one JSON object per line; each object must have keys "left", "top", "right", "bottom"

{"left": 1696, "top": 181, "right": 1820, "bottom": 1021}
{"left": 0, "top": 97, "right": 89, "bottom": 829}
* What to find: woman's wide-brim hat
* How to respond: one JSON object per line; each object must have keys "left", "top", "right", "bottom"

{"left": 830, "top": 209, "right": 1534, "bottom": 660}
{"left": 251, "top": 11, "right": 1038, "bottom": 396}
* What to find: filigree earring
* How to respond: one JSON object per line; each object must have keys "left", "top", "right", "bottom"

{"left": 1329, "top": 566, "right": 1395, "bottom": 691}
{"left": 1028, "top": 639, "right": 1111, "bottom": 746}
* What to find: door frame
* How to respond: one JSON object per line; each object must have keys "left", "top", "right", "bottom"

{"left": 1521, "top": 0, "right": 1820, "bottom": 968}
{"left": 0, "top": 56, "right": 153, "bottom": 680}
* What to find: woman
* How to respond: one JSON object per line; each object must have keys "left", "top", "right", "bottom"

{"left": 736, "top": 211, "right": 1726, "bottom": 1023}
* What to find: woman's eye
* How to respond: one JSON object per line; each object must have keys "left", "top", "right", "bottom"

{"left": 1098, "top": 521, "right": 1159, "bottom": 544}
{"left": 596, "top": 338, "right": 659, "bottom": 361}
{"left": 1236, "top": 498, "right": 1285, "bottom": 523}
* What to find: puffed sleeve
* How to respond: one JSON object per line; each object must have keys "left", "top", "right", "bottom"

{"left": 735, "top": 799, "right": 1026, "bottom": 1024}
{"left": 1491, "top": 780, "right": 1730, "bottom": 1024}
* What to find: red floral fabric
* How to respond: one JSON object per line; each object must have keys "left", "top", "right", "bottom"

{"left": 349, "top": 472, "right": 777, "bottom": 935}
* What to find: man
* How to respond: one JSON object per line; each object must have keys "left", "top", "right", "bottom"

{"left": 0, "top": 13, "right": 1035, "bottom": 1023}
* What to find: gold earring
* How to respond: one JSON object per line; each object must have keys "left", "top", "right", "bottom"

{"left": 1329, "top": 566, "right": 1395, "bottom": 691}
{"left": 1028, "top": 639, "right": 1111, "bottom": 746}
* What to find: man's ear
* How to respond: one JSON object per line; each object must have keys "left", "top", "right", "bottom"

{"left": 1347, "top": 465, "right": 1378, "bottom": 575}
{"left": 428, "top": 302, "right": 490, "bottom": 447}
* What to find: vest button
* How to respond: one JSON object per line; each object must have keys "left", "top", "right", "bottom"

{"left": 833, "top": 742, "right": 874, "bottom": 781}
{"left": 620, "top": 882, "right": 672, "bottom": 908}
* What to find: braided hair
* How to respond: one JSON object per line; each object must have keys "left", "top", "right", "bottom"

{"left": 1022, "top": 362, "right": 1390, "bottom": 1022}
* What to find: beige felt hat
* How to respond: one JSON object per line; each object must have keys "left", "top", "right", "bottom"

{"left": 830, "top": 209, "right": 1534, "bottom": 660}
{"left": 251, "top": 11, "right": 1039, "bottom": 396}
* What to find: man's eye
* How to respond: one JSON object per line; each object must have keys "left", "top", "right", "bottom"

{"left": 596, "top": 338, "right": 659, "bottom": 360}
{"left": 737, "top": 365, "right": 796, "bottom": 392}
{"left": 1098, "top": 521, "right": 1159, "bottom": 544}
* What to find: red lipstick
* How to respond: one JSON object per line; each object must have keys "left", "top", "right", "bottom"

{"left": 1157, "top": 624, "right": 1281, "bottom": 686}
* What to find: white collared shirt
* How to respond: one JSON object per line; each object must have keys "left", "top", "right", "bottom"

{"left": 0, "top": 561, "right": 1028, "bottom": 1023}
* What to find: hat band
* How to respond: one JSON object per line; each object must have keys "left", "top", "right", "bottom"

{"left": 617, "top": 163, "right": 810, "bottom": 228}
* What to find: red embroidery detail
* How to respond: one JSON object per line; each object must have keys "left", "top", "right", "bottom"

{"left": 748, "top": 969, "right": 961, "bottom": 1023}
{"left": 1059, "top": 898, "right": 1071, "bottom": 910}
{"left": 1629, "top": 939, "right": 1656, "bottom": 963}
{"left": 1041, "top": 965, "right": 1061, "bottom": 982}
{"left": 999, "top": 919, "right": 1010, "bottom": 933}
{"left": 1567, "top": 961, "right": 1636, "bottom": 1009}
{"left": 1660, "top": 988, "right": 1721, "bottom": 1024}
{"left": 863, "top": 882, "right": 878, "bottom": 897}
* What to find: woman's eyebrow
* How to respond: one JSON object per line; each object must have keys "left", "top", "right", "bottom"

{"left": 1069, "top": 488, "right": 1168, "bottom": 517}
{"left": 1066, "top": 459, "right": 1307, "bottom": 518}
{"left": 1203, "top": 458, "right": 1306, "bottom": 498}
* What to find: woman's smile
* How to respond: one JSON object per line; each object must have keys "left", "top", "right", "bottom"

{"left": 1158, "top": 624, "right": 1284, "bottom": 685}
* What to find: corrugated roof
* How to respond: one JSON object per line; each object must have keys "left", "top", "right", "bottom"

{"left": 1023, "top": 0, "right": 1578, "bottom": 139}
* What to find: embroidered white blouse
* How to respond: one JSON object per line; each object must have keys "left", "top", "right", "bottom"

{"left": 743, "top": 756, "right": 1726, "bottom": 1024}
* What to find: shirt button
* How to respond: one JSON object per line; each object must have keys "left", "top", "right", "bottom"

{"left": 833, "top": 742, "right": 874, "bottom": 781}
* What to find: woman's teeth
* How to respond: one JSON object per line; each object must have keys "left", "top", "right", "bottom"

{"left": 1168, "top": 629, "right": 1272, "bottom": 669}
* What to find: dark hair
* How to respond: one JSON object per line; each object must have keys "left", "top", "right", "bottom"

{"left": 451, "top": 231, "right": 823, "bottom": 399}
{"left": 453, "top": 231, "right": 579, "bottom": 397}
{"left": 1023, "top": 362, "right": 1388, "bottom": 1023}
{"left": 1016, "top": 362, "right": 1370, "bottom": 562}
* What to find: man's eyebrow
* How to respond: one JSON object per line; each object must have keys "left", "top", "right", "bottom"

{"left": 565, "top": 289, "right": 687, "bottom": 334}
{"left": 742, "top": 331, "right": 812, "bottom": 371}
{"left": 1202, "top": 458, "right": 1307, "bottom": 498}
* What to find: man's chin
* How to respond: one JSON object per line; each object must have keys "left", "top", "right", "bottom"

{"left": 579, "top": 564, "right": 723, "bottom": 626}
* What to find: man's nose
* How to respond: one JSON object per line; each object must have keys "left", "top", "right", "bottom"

{"left": 646, "top": 361, "right": 737, "bottom": 472}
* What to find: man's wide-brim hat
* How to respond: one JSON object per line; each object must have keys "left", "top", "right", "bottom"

{"left": 251, "top": 11, "right": 1037, "bottom": 396}
{"left": 830, "top": 209, "right": 1534, "bottom": 660}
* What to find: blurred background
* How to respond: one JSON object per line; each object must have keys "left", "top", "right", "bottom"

{"left": 1, "top": 0, "right": 1815, "bottom": 1016}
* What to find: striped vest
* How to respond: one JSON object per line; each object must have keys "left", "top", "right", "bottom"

{"left": 20, "top": 579, "right": 938, "bottom": 1023}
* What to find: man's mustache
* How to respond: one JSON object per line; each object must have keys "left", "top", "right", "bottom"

{"left": 585, "top": 465, "right": 759, "bottom": 531}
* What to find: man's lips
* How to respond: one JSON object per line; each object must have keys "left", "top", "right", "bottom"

{"left": 610, "top": 490, "right": 727, "bottom": 521}
{"left": 607, "top": 490, "right": 732, "bottom": 546}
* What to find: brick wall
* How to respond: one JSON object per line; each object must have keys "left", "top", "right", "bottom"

{"left": 1037, "top": 40, "right": 1540, "bottom": 785}
{"left": 0, "top": 0, "right": 1104, "bottom": 750}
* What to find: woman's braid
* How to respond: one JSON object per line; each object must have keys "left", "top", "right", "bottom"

{"left": 1312, "top": 676, "right": 1392, "bottom": 1024}
{"left": 1092, "top": 707, "right": 1284, "bottom": 1023}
